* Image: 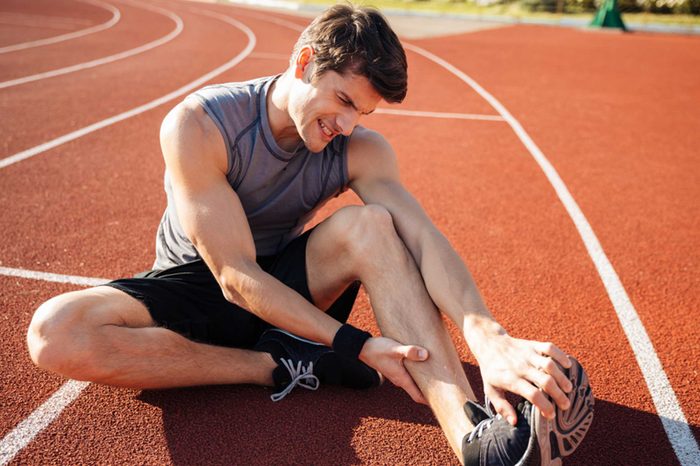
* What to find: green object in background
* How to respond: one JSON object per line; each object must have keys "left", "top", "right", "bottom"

{"left": 591, "top": 0, "right": 627, "bottom": 29}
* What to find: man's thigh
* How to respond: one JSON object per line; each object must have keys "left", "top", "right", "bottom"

{"left": 105, "top": 259, "right": 266, "bottom": 348}
{"left": 45, "top": 285, "right": 156, "bottom": 329}
{"left": 267, "top": 226, "right": 360, "bottom": 323}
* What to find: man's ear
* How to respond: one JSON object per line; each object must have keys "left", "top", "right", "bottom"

{"left": 294, "top": 45, "right": 315, "bottom": 80}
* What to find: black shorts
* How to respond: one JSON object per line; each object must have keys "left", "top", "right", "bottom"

{"left": 106, "top": 230, "right": 359, "bottom": 349}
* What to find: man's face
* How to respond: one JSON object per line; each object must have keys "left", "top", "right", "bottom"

{"left": 288, "top": 65, "right": 382, "bottom": 153}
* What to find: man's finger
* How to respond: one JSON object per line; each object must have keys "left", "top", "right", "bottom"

{"left": 485, "top": 386, "right": 516, "bottom": 426}
{"left": 536, "top": 342, "right": 571, "bottom": 369}
{"left": 527, "top": 367, "right": 570, "bottom": 411}
{"left": 398, "top": 345, "right": 429, "bottom": 361}
{"left": 513, "top": 379, "right": 555, "bottom": 420}
{"left": 533, "top": 354, "right": 572, "bottom": 393}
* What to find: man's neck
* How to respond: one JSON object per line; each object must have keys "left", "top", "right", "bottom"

{"left": 267, "top": 72, "right": 304, "bottom": 153}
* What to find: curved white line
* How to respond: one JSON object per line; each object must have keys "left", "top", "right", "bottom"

{"left": 402, "top": 42, "right": 700, "bottom": 466}
{"left": 374, "top": 108, "right": 504, "bottom": 121}
{"left": 0, "top": 11, "right": 256, "bottom": 170}
{"left": 0, "top": 266, "right": 106, "bottom": 464}
{"left": 0, "top": 2, "right": 184, "bottom": 90}
{"left": 0, "top": 0, "right": 121, "bottom": 54}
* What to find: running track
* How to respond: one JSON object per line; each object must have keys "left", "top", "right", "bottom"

{"left": 1, "top": 0, "right": 698, "bottom": 464}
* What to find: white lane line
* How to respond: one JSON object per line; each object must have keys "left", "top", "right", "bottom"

{"left": 374, "top": 108, "right": 504, "bottom": 121}
{"left": 402, "top": 42, "right": 700, "bottom": 466}
{"left": 0, "top": 0, "right": 121, "bottom": 55}
{"left": 0, "top": 266, "right": 107, "bottom": 464}
{"left": 0, "top": 265, "right": 109, "bottom": 464}
{"left": 0, "top": 380, "right": 90, "bottom": 466}
{"left": 0, "top": 266, "right": 110, "bottom": 286}
{"left": 0, "top": 1, "right": 184, "bottom": 90}
{"left": 0, "top": 11, "right": 256, "bottom": 170}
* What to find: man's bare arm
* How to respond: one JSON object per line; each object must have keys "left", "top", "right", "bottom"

{"left": 348, "top": 128, "right": 573, "bottom": 423}
{"left": 159, "top": 99, "right": 341, "bottom": 345}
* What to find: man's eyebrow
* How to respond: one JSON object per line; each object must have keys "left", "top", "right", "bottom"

{"left": 339, "top": 92, "right": 374, "bottom": 115}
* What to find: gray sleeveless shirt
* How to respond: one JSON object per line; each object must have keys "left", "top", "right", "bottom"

{"left": 154, "top": 75, "right": 351, "bottom": 270}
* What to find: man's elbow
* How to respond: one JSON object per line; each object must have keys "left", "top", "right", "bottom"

{"left": 218, "top": 260, "right": 263, "bottom": 310}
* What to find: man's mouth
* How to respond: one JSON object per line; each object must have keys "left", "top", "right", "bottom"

{"left": 319, "top": 119, "right": 334, "bottom": 138}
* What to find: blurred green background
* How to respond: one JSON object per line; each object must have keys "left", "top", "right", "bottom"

{"left": 301, "top": 0, "right": 700, "bottom": 26}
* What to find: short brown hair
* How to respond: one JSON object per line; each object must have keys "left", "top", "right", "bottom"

{"left": 293, "top": 4, "right": 408, "bottom": 103}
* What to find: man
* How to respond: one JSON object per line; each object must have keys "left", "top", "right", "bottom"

{"left": 27, "top": 5, "right": 593, "bottom": 465}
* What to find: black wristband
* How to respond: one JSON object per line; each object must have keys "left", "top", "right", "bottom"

{"left": 332, "top": 324, "right": 372, "bottom": 360}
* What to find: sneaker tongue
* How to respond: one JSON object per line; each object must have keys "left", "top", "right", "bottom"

{"left": 463, "top": 400, "right": 491, "bottom": 425}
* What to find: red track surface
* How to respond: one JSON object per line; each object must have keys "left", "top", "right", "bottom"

{"left": 1, "top": 1, "right": 698, "bottom": 464}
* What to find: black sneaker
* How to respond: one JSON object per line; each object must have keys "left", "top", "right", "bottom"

{"left": 462, "top": 356, "right": 594, "bottom": 466}
{"left": 254, "top": 328, "right": 381, "bottom": 401}
{"left": 462, "top": 399, "right": 533, "bottom": 466}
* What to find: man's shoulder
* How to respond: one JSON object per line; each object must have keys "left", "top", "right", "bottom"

{"left": 348, "top": 126, "right": 393, "bottom": 158}
{"left": 191, "top": 76, "right": 271, "bottom": 112}
{"left": 160, "top": 98, "right": 228, "bottom": 174}
{"left": 349, "top": 126, "right": 396, "bottom": 161}
{"left": 162, "top": 98, "right": 217, "bottom": 145}
{"left": 347, "top": 126, "right": 399, "bottom": 184}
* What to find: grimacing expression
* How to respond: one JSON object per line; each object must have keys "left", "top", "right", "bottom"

{"left": 289, "top": 67, "right": 382, "bottom": 153}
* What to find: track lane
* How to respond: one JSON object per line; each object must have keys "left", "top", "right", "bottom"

{"left": 0, "top": 1, "right": 168, "bottom": 81}
{"left": 0, "top": 0, "right": 119, "bottom": 54}
{"left": 0, "top": 6, "right": 250, "bottom": 161}
{"left": 0, "top": 1, "right": 183, "bottom": 89}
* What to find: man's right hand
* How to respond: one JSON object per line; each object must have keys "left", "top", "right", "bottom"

{"left": 359, "top": 336, "right": 429, "bottom": 405}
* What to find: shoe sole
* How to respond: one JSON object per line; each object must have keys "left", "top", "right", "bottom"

{"left": 532, "top": 357, "right": 595, "bottom": 466}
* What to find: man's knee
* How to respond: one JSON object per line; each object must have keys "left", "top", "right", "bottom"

{"left": 335, "top": 204, "right": 401, "bottom": 259}
{"left": 27, "top": 293, "right": 106, "bottom": 380}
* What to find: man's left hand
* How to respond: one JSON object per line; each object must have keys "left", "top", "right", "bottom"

{"left": 474, "top": 334, "right": 574, "bottom": 426}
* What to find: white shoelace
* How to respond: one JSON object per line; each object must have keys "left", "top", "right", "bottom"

{"left": 466, "top": 397, "right": 499, "bottom": 442}
{"left": 467, "top": 413, "right": 502, "bottom": 442}
{"left": 270, "top": 358, "right": 320, "bottom": 402}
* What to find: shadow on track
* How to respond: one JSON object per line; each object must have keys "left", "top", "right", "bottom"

{"left": 136, "top": 360, "right": 688, "bottom": 465}
{"left": 138, "top": 383, "right": 438, "bottom": 465}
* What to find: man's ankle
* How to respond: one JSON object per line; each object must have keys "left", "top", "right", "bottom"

{"left": 254, "top": 350, "right": 277, "bottom": 387}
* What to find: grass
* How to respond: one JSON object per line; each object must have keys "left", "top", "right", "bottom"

{"left": 299, "top": 0, "right": 700, "bottom": 27}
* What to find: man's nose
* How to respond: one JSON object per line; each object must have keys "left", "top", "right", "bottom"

{"left": 336, "top": 109, "right": 360, "bottom": 136}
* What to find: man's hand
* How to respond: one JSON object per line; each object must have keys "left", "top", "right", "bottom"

{"left": 474, "top": 334, "right": 574, "bottom": 426}
{"left": 359, "top": 336, "right": 429, "bottom": 405}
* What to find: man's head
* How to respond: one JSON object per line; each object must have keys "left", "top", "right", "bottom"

{"left": 291, "top": 4, "right": 407, "bottom": 104}
{"left": 280, "top": 4, "right": 407, "bottom": 152}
